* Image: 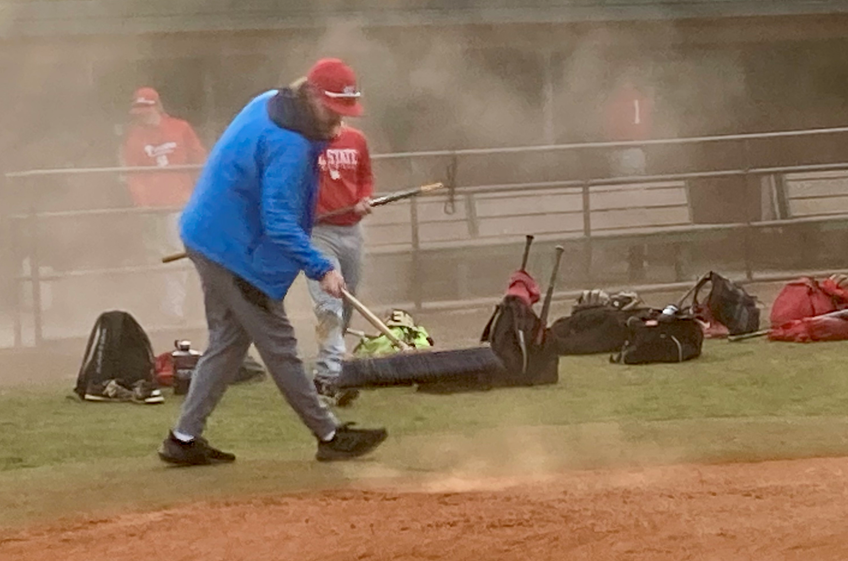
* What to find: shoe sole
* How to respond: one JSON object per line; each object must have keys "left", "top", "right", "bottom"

{"left": 157, "top": 451, "right": 235, "bottom": 466}
{"left": 133, "top": 396, "right": 165, "bottom": 405}
{"left": 85, "top": 393, "right": 164, "bottom": 404}
{"left": 84, "top": 394, "right": 131, "bottom": 403}
{"left": 315, "top": 431, "right": 388, "bottom": 462}
{"left": 158, "top": 451, "right": 212, "bottom": 466}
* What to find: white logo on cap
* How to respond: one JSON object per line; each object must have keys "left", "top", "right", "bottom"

{"left": 324, "top": 85, "right": 361, "bottom": 99}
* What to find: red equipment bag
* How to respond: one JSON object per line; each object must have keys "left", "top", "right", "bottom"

{"left": 769, "top": 277, "right": 848, "bottom": 327}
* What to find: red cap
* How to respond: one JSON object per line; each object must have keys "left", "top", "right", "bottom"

{"left": 130, "top": 87, "right": 161, "bottom": 114}
{"left": 306, "top": 59, "right": 363, "bottom": 117}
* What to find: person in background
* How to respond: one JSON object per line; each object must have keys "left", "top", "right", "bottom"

{"left": 157, "top": 58, "right": 388, "bottom": 466}
{"left": 121, "top": 87, "right": 207, "bottom": 322}
{"left": 309, "top": 120, "right": 374, "bottom": 407}
{"left": 604, "top": 80, "right": 652, "bottom": 177}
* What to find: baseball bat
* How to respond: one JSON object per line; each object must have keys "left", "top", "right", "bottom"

{"left": 727, "top": 307, "right": 848, "bottom": 342}
{"left": 315, "top": 182, "right": 444, "bottom": 220}
{"left": 342, "top": 289, "right": 411, "bottom": 351}
{"left": 520, "top": 234, "right": 534, "bottom": 271}
{"left": 538, "top": 245, "right": 565, "bottom": 332}
{"left": 726, "top": 329, "right": 769, "bottom": 342}
{"left": 345, "top": 328, "right": 368, "bottom": 340}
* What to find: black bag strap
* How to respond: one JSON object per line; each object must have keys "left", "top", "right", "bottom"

{"left": 74, "top": 314, "right": 106, "bottom": 397}
{"left": 481, "top": 301, "right": 531, "bottom": 374}
{"left": 517, "top": 327, "right": 529, "bottom": 374}
{"left": 126, "top": 313, "right": 155, "bottom": 365}
{"left": 481, "top": 304, "right": 502, "bottom": 343}
{"left": 108, "top": 312, "right": 126, "bottom": 382}
{"left": 688, "top": 272, "right": 714, "bottom": 308}
{"left": 669, "top": 335, "right": 684, "bottom": 362}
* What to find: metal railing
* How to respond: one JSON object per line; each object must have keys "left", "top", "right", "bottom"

{"left": 5, "top": 126, "right": 848, "bottom": 347}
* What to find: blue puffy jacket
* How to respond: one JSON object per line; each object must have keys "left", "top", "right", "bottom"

{"left": 180, "top": 90, "right": 334, "bottom": 300}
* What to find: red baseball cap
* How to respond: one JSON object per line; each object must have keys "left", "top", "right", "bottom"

{"left": 130, "top": 87, "right": 161, "bottom": 114}
{"left": 306, "top": 59, "right": 363, "bottom": 117}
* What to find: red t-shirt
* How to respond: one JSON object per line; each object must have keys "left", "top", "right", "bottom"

{"left": 121, "top": 114, "right": 207, "bottom": 207}
{"left": 315, "top": 125, "right": 374, "bottom": 226}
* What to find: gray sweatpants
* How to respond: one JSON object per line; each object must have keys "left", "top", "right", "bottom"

{"left": 143, "top": 211, "right": 188, "bottom": 319}
{"left": 306, "top": 223, "right": 363, "bottom": 381}
{"left": 175, "top": 251, "right": 338, "bottom": 441}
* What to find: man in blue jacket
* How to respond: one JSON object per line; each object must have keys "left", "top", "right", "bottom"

{"left": 158, "top": 59, "right": 387, "bottom": 465}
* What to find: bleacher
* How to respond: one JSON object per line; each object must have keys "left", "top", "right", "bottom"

{"left": 782, "top": 170, "right": 848, "bottom": 219}
{"left": 360, "top": 179, "right": 696, "bottom": 304}
{"left": 360, "top": 168, "right": 848, "bottom": 306}
{"left": 365, "top": 180, "right": 691, "bottom": 251}
{"left": 763, "top": 169, "right": 848, "bottom": 267}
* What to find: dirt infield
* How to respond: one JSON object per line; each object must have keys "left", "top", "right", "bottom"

{"left": 4, "top": 456, "right": 848, "bottom": 561}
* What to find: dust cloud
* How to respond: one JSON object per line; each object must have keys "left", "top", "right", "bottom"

{"left": 0, "top": 6, "right": 821, "bottom": 369}
{"left": 347, "top": 421, "right": 692, "bottom": 495}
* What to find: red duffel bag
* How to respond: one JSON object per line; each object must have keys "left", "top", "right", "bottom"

{"left": 769, "top": 277, "right": 848, "bottom": 327}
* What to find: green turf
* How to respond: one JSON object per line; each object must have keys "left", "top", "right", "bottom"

{"left": 3, "top": 338, "right": 848, "bottom": 529}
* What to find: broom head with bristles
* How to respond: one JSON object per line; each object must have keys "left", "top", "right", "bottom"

{"left": 337, "top": 346, "right": 505, "bottom": 389}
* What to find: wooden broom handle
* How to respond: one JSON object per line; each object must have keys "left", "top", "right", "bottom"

{"left": 341, "top": 289, "right": 411, "bottom": 351}
{"left": 162, "top": 183, "right": 445, "bottom": 264}
{"left": 162, "top": 251, "right": 187, "bottom": 263}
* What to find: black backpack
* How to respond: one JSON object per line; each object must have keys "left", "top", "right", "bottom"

{"left": 692, "top": 271, "right": 760, "bottom": 336}
{"left": 74, "top": 311, "right": 156, "bottom": 398}
{"left": 480, "top": 295, "right": 558, "bottom": 386}
{"left": 610, "top": 309, "right": 704, "bottom": 365}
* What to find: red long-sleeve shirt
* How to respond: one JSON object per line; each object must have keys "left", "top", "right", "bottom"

{"left": 121, "top": 114, "right": 207, "bottom": 207}
{"left": 315, "top": 125, "right": 374, "bottom": 226}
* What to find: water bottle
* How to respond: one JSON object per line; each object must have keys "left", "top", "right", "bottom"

{"left": 662, "top": 305, "right": 679, "bottom": 317}
{"left": 171, "top": 340, "right": 201, "bottom": 396}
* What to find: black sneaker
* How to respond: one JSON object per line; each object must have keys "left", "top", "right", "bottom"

{"left": 316, "top": 423, "right": 388, "bottom": 462}
{"left": 158, "top": 432, "right": 236, "bottom": 466}
{"left": 84, "top": 379, "right": 134, "bottom": 402}
{"left": 314, "top": 376, "right": 360, "bottom": 408}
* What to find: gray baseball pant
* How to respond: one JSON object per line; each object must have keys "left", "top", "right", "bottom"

{"left": 174, "top": 250, "right": 338, "bottom": 441}
{"left": 306, "top": 223, "right": 363, "bottom": 382}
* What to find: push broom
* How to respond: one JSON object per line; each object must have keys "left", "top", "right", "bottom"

{"left": 336, "top": 289, "right": 505, "bottom": 389}
{"left": 161, "top": 182, "right": 444, "bottom": 263}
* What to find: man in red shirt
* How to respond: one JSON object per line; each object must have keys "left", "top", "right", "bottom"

{"left": 604, "top": 80, "right": 653, "bottom": 176}
{"left": 308, "top": 122, "right": 373, "bottom": 406}
{"left": 121, "top": 87, "right": 207, "bottom": 321}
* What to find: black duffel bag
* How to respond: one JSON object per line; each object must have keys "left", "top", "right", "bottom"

{"left": 550, "top": 289, "right": 645, "bottom": 355}
{"left": 610, "top": 308, "right": 704, "bottom": 365}
{"left": 551, "top": 306, "right": 630, "bottom": 355}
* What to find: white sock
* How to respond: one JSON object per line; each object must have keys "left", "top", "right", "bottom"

{"left": 172, "top": 430, "right": 195, "bottom": 443}
{"left": 321, "top": 430, "right": 336, "bottom": 443}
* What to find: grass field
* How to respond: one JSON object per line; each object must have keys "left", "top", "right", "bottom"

{"left": 3, "top": 338, "right": 848, "bottom": 531}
